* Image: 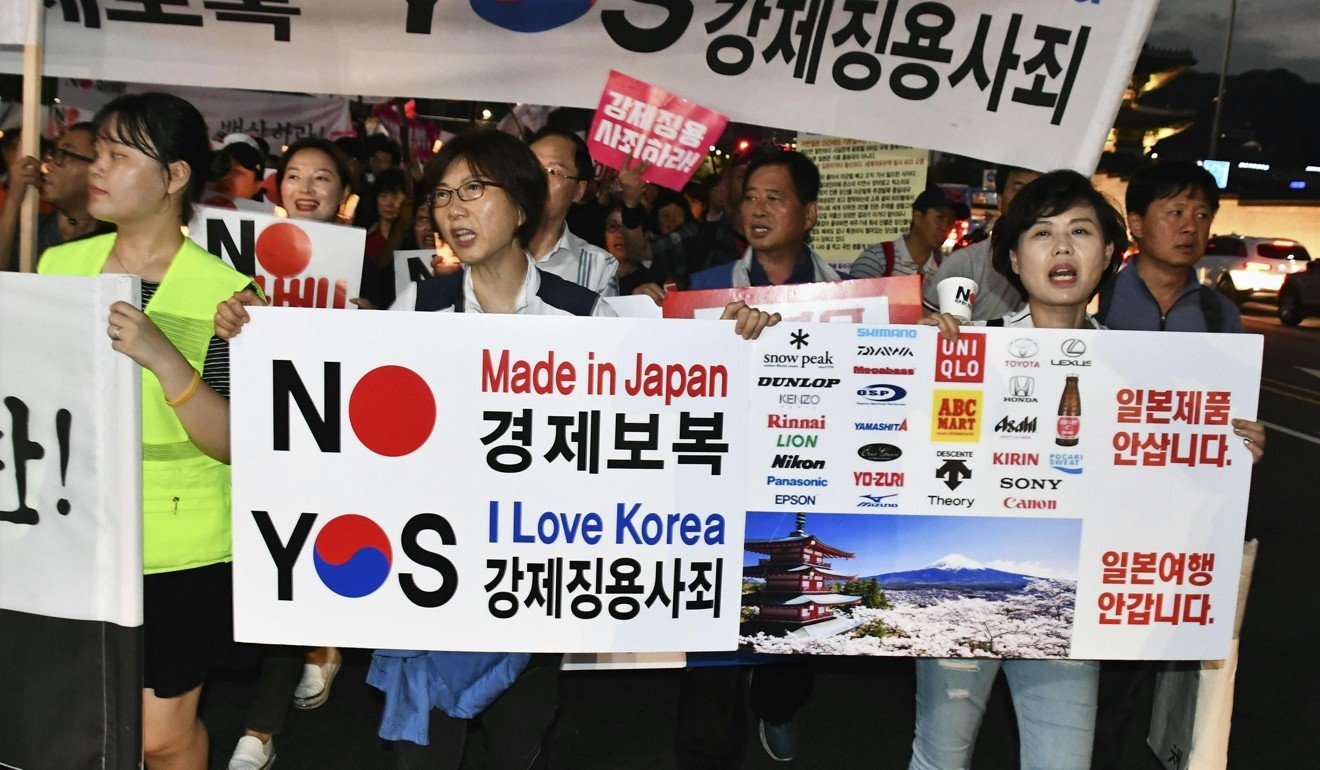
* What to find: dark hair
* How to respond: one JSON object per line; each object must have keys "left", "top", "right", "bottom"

{"left": 212, "top": 141, "right": 265, "bottom": 179}
{"left": 743, "top": 150, "right": 821, "bottom": 204}
{"left": 529, "top": 126, "right": 595, "bottom": 183}
{"left": 365, "top": 134, "right": 401, "bottom": 165}
{"left": 994, "top": 164, "right": 1036, "bottom": 199}
{"left": 991, "top": 170, "right": 1129, "bottom": 299}
{"left": 428, "top": 130, "right": 547, "bottom": 247}
{"left": 1125, "top": 161, "right": 1221, "bottom": 218}
{"left": 276, "top": 137, "right": 354, "bottom": 193}
{"left": 333, "top": 136, "right": 368, "bottom": 164}
{"left": 653, "top": 188, "right": 690, "bottom": 218}
{"left": 94, "top": 92, "right": 211, "bottom": 224}
{"left": 372, "top": 167, "right": 409, "bottom": 197}
{"left": 65, "top": 121, "right": 98, "bottom": 140}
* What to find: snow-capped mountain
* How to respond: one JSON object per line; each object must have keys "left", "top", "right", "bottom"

{"left": 866, "top": 554, "right": 1037, "bottom": 590}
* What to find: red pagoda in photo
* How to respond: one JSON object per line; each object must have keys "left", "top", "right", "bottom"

{"left": 744, "top": 513, "right": 861, "bottom": 631}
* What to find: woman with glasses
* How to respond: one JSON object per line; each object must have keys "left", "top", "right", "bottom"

{"left": 0, "top": 122, "right": 108, "bottom": 271}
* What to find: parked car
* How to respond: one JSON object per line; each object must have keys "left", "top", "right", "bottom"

{"left": 1278, "top": 260, "right": 1320, "bottom": 325}
{"left": 1195, "top": 235, "right": 1311, "bottom": 305}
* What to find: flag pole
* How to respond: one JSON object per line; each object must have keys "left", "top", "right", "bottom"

{"left": 17, "top": 0, "right": 45, "bottom": 273}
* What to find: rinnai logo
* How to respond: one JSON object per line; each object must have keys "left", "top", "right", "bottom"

{"left": 768, "top": 414, "right": 826, "bottom": 429}
{"left": 772, "top": 454, "right": 825, "bottom": 470}
{"left": 935, "top": 333, "right": 985, "bottom": 383}
{"left": 273, "top": 361, "right": 437, "bottom": 457}
{"left": 254, "top": 510, "right": 457, "bottom": 606}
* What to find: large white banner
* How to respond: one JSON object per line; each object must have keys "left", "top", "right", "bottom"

{"left": 56, "top": 78, "right": 353, "bottom": 145}
{"left": 230, "top": 310, "right": 751, "bottom": 652}
{"left": 2, "top": 1, "right": 1158, "bottom": 172}
{"left": 0, "top": 273, "right": 142, "bottom": 626}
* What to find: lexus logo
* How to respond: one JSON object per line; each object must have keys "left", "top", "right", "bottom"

{"left": 1008, "top": 338, "right": 1038, "bottom": 358}
{"left": 1010, "top": 376, "right": 1035, "bottom": 397}
{"left": 1061, "top": 339, "right": 1087, "bottom": 357}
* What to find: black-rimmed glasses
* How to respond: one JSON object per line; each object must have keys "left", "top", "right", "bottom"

{"left": 545, "top": 166, "right": 581, "bottom": 183}
{"left": 44, "top": 147, "right": 96, "bottom": 168}
{"left": 429, "top": 179, "right": 505, "bottom": 208}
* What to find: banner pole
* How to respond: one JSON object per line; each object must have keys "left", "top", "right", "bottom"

{"left": 17, "top": 0, "right": 45, "bottom": 274}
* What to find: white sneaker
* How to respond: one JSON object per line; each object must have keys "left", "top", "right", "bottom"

{"left": 228, "top": 735, "right": 275, "bottom": 770}
{"left": 292, "top": 648, "right": 341, "bottom": 710}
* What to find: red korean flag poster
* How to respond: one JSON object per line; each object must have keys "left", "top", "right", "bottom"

{"left": 229, "top": 311, "right": 750, "bottom": 652}
{"left": 587, "top": 70, "right": 729, "bottom": 192}
{"left": 740, "top": 323, "right": 1261, "bottom": 660}
{"left": 188, "top": 206, "right": 365, "bottom": 310}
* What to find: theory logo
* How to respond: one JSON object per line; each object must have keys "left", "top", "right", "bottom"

{"left": 274, "top": 361, "right": 437, "bottom": 457}
{"left": 254, "top": 510, "right": 458, "bottom": 607}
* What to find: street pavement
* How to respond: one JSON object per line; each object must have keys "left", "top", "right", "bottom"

{"left": 202, "top": 303, "right": 1318, "bottom": 769}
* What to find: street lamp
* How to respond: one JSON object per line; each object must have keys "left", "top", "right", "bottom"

{"left": 1207, "top": 0, "right": 1238, "bottom": 160}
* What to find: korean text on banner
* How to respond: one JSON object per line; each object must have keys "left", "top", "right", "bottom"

{"left": 587, "top": 70, "right": 728, "bottom": 191}
{"left": 663, "top": 276, "right": 925, "bottom": 325}
{"left": 1, "top": 2, "right": 1158, "bottom": 173}
{"left": 230, "top": 311, "right": 750, "bottom": 653}
{"left": 740, "top": 323, "right": 1260, "bottom": 661}
{"left": 188, "top": 206, "right": 364, "bottom": 310}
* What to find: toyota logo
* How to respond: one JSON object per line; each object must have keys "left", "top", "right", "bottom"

{"left": 1008, "top": 338, "right": 1038, "bottom": 358}
{"left": 1061, "top": 339, "right": 1087, "bottom": 357}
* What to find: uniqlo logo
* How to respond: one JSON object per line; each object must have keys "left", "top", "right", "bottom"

{"left": 935, "top": 334, "right": 985, "bottom": 384}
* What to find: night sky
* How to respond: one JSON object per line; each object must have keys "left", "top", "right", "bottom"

{"left": 1147, "top": 0, "right": 1319, "bottom": 80}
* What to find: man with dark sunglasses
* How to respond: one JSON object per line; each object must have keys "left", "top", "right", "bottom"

{"left": 0, "top": 122, "right": 108, "bottom": 271}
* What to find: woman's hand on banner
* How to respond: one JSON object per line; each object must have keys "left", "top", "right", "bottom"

{"left": 107, "top": 301, "right": 185, "bottom": 372}
{"left": 214, "top": 289, "right": 267, "bottom": 340}
{"left": 722, "top": 299, "right": 780, "bottom": 340}
{"left": 918, "top": 312, "right": 964, "bottom": 343}
{"left": 1232, "top": 418, "right": 1266, "bottom": 464}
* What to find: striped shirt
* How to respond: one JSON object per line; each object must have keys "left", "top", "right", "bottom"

{"left": 533, "top": 225, "right": 619, "bottom": 297}
{"left": 141, "top": 280, "right": 231, "bottom": 398}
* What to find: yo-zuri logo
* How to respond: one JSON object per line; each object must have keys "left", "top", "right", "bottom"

{"left": 274, "top": 361, "right": 436, "bottom": 457}
{"left": 255, "top": 510, "right": 458, "bottom": 607}
{"left": 469, "top": 0, "right": 596, "bottom": 33}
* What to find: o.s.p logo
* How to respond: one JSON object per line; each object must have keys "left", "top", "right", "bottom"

{"left": 312, "top": 514, "right": 393, "bottom": 598}
{"left": 471, "top": 0, "right": 595, "bottom": 33}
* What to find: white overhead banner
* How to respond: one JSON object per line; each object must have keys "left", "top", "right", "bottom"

{"left": 56, "top": 79, "right": 353, "bottom": 146}
{"left": 2, "top": 1, "right": 1158, "bottom": 172}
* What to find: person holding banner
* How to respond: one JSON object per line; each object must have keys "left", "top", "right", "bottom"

{"left": 38, "top": 92, "right": 256, "bottom": 770}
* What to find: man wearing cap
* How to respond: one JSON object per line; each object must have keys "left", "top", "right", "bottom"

{"left": 210, "top": 138, "right": 267, "bottom": 202}
{"left": 850, "top": 185, "right": 968, "bottom": 281}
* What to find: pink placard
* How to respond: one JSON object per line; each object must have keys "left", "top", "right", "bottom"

{"left": 587, "top": 70, "right": 728, "bottom": 192}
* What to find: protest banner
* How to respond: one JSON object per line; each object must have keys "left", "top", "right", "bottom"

{"left": 229, "top": 310, "right": 751, "bottom": 652}
{"left": 662, "top": 276, "right": 925, "bottom": 325}
{"left": 587, "top": 70, "right": 728, "bottom": 191}
{"left": 0, "top": 273, "right": 142, "bottom": 769}
{"left": 55, "top": 78, "right": 353, "bottom": 146}
{"left": 740, "top": 323, "right": 1261, "bottom": 660}
{"left": 798, "top": 136, "right": 929, "bottom": 271}
{"left": 3, "top": 1, "right": 1158, "bottom": 173}
{"left": 189, "top": 205, "right": 365, "bottom": 309}
{"left": 393, "top": 247, "right": 435, "bottom": 302}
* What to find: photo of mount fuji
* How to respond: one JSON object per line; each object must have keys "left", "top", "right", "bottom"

{"left": 741, "top": 513, "right": 1082, "bottom": 658}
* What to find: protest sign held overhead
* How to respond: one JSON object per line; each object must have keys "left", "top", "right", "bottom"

{"left": 663, "top": 276, "right": 925, "bottom": 325}
{"left": 189, "top": 206, "right": 364, "bottom": 310}
{"left": 4, "top": 1, "right": 1160, "bottom": 172}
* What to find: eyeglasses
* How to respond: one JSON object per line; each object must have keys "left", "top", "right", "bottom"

{"left": 545, "top": 166, "right": 581, "bottom": 183}
{"left": 429, "top": 179, "right": 504, "bottom": 208}
{"left": 605, "top": 222, "right": 624, "bottom": 233}
{"left": 44, "top": 147, "right": 96, "bottom": 168}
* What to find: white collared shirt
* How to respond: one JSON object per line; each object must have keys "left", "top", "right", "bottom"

{"left": 391, "top": 254, "right": 617, "bottom": 317}
{"left": 533, "top": 225, "right": 619, "bottom": 297}
{"left": 979, "top": 305, "right": 1103, "bottom": 329}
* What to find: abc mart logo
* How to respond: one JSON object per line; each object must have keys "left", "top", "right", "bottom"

{"left": 1008, "top": 338, "right": 1038, "bottom": 358}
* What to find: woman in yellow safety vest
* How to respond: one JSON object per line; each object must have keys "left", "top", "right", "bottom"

{"left": 39, "top": 92, "right": 253, "bottom": 770}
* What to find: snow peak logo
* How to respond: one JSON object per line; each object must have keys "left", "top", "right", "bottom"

{"left": 857, "top": 443, "right": 903, "bottom": 462}
{"left": 762, "top": 351, "right": 835, "bottom": 369}
{"left": 858, "top": 493, "right": 899, "bottom": 508}
{"left": 758, "top": 376, "right": 841, "bottom": 388}
{"left": 854, "top": 365, "right": 916, "bottom": 376}
{"left": 1004, "top": 376, "right": 1038, "bottom": 403}
{"left": 994, "top": 415, "right": 1037, "bottom": 437}
{"left": 772, "top": 454, "right": 825, "bottom": 470}
{"left": 855, "top": 419, "right": 908, "bottom": 432}
{"left": 856, "top": 345, "right": 915, "bottom": 357}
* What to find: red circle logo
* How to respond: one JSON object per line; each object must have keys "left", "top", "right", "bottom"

{"left": 348, "top": 366, "right": 436, "bottom": 457}
{"left": 255, "top": 221, "right": 313, "bottom": 278}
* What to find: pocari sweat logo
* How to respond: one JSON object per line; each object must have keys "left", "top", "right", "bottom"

{"left": 471, "top": 0, "right": 595, "bottom": 32}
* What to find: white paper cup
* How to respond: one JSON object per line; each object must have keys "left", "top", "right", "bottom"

{"left": 937, "top": 277, "right": 978, "bottom": 322}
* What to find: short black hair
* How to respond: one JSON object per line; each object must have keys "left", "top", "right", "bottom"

{"left": 743, "top": 150, "right": 821, "bottom": 204}
{"left": 994, "top": 164, "right": 1036, "bottom": 199}
{"left": 212, "top": 142, "right": 265, "bottom": 179}
{"left": 94, "top": 92, "right": 211, "bottom": 224}
{"left": 333, "top": 136, "right": 368, "bottom": 164}
{"left": 428, "top": 130, "right": 547, "bottom": 248}
{"left": 372, "top": 166, "right": 409, "bottom": 198}
{"left": 991, "top": 169, "right": 1128, "bottom": 299}
{"left": 277, "top": 137, "right": 354, "bottom": 193}
{"left": 529, "top": 126, "right": 595, "bottom": 183}
{"left": 1125, "top": 161, "right": 1221, "bottom": 218}
{"left": 65, "top": 122, "right": 98, "bottom": 140}
{"left": 365, "top": 134, "right": 401, "bottom": 165}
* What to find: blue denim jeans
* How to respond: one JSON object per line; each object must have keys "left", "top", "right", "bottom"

{"left": 910, "top": 658, "right": 1100, "bottom": 770}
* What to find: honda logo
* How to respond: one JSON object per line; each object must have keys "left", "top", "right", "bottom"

{"left": 1010, "top": 376, "right": 1035, "bottom": 397}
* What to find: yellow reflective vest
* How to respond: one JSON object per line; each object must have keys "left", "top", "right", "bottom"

{"left": 40, "top": 233, "right": 252, "bottom": 573}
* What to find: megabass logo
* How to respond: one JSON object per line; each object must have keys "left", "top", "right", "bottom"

{"left": 854, "top": 365, "right": 916, "bottom": 376}
{"left": 857, "top": 383, "right": 907, "bottom": 403}
{"left": 758, "top": 376, "right": 841, "bottom": 388}
{"left": 254, "top": 510, "right": 457, "bottom": 607}
{"left": 857, "top": 443, "right": 903, "bottom": 462}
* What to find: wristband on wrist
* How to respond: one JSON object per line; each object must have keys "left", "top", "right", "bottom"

{"left": 166, "top": 370, "right": 202, "bottom": 408}
{"left": 621, "top": 204, "right": 645, "bottom": 229}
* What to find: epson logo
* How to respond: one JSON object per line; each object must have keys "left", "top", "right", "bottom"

{"left": 772, "top": 454, "right": 826, "bottom": 470}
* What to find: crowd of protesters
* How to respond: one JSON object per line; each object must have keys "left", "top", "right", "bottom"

{"left": 8, "top": 91, "right": 1269, "bottom": 770}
